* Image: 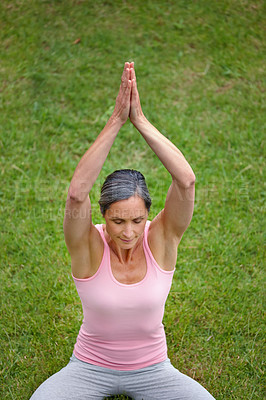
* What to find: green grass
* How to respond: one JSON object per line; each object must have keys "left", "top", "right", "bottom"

{"left": 0, "top": 0, "right": 265, "bottom": 399}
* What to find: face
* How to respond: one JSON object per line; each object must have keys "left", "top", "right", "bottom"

{"left": 104, "top": 196, "right": 149, "bottom": 249}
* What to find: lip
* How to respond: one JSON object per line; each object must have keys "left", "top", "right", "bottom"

{"left": 120, "top": 238, "right": 134, "bottom": 243}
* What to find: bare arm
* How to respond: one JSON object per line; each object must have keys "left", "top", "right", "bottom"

{"left": 68, "top": 63, "right": 133, "bottom": 203}
{"left": 129, "top": 66, "right": 195, "bottom": 247}
{"left": 64, "top": 62, "right": 133, "bottom": 277}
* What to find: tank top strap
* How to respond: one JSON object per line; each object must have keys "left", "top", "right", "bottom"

{"left": 95, "top": 223, "right": 107, "bottom": 244}
{"left": 143, "top": 220, "right": 153, "bottom": 264}
{"left": 143, "top": 220, "right": 151, "bottom": 243}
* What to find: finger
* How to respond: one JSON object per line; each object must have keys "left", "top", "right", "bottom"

{"left": 121, "top": 67, "right": 130, "bottom": 88}
{"left": 131, "top": 78, "right": 136, "bottom": 95}
{"left": 121, "top": 62, "right": 130, "bottom": 84}
{"left": 125, "top": 68, "right": 130, "bottom": 87}
{"left": 128, "top": 67, "right": 133, "bottom": 82}
{"left": 126, "top": 79, "right": 132, "bottom": 93}
{"left": 121, "top": 80, "right": 131, "bottom": 104}
{"left": 131, "top": 67, "right": 136, "bottom": 82}
{"left": 132, "top": 77, "right": 138, "bottom": 91}
{"left": 131, "top": 79, "right": 139, "bottom": 103}
{"left": 121, "top": 65, "right": 128, "bottom": 82}
{"left": 130, "top": 68, "right": 136, "bottom": 80}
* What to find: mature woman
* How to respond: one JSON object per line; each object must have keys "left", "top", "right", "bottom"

{"left": 31, "top": 62, "right": 215, "bottom": 399}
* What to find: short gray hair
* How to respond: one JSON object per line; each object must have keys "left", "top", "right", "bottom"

{"left": 99, "top": 169, "right": 152, "bottom": 215}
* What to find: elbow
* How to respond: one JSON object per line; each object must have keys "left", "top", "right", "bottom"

{"left": 189, "top": 173, "right": 196, "bottom": 186}
{"left": 68, "top": 185, "right": 86, "bottom": 203}
{"left": 173, "top": 173, "right": 195, "bottom": 190}
{"left": 69, "top": 192, "right": 81, "bottom": 203}
{"left": 69, "top": 194, "right": 81, "bottom": 203}
{"left": 183, "top": 173, "right": 196, "bottom": 189}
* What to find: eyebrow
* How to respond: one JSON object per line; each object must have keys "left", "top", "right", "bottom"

{"left": 110, "top": 216, "right": 145, "bottom": 221}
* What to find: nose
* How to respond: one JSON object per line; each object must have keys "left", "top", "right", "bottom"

{"left": 122, "top": 223, "right": 133, "bottom": 239}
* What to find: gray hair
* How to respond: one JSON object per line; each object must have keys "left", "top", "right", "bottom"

{"left": 99, "top": 169, "right": 152, "bottom": 215}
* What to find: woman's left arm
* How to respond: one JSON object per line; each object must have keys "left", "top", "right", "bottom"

{"left": 130, "top": 67, "right": 195, "bottom": 243}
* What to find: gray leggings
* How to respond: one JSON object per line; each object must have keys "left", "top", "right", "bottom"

{"left": 30, "top": 354, "right": 215, "bottom": 400}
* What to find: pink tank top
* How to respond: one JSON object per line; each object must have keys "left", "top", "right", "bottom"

{"left": 72, "top": 221, "right": 175, "bottom": 371}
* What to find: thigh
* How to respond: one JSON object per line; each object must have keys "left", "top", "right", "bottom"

{"left": 30, "top": 355, "right": 116, "bottom": 400}
{"left": 124, "top": 359, "right": 216, "bottom": 400}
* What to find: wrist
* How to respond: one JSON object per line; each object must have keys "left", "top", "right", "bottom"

{"left": 131, "top": 114, "right": 148, "bottom": 129}
{"left": 108, "top": 115, "right": 125, "bottom": 129}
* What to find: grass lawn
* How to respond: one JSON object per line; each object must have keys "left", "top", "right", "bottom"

{"left": 0, "top": 0, "right": 265, "bottom": 399}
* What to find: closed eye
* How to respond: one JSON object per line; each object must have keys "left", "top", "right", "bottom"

{"left": 133, "top": 218, "right": 144, "bottom": 224}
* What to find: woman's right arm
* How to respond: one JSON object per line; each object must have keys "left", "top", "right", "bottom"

{"left": 63, "top": 62, "right": 133, "bottom": 278}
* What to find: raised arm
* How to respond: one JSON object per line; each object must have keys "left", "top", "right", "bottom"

{"left": 129, "top": 66, "right": 195, "bottom": 254}
{"left": 64, "top": 62, "right": 133, "bottom": 278}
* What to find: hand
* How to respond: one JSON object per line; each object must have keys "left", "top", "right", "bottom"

{"left": 112, "top": 62, "right": 133, "bottom": 125}
{"left": 129, "top": 64, "right": 145, "bottom": 125}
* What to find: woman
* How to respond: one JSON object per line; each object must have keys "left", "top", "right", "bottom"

{"left": 31, "top": 62, "right": 215, "bottom": 399}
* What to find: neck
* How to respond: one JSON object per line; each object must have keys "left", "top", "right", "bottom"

{"left": 108, "top": 237, "right": 142, "bottom": 264}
